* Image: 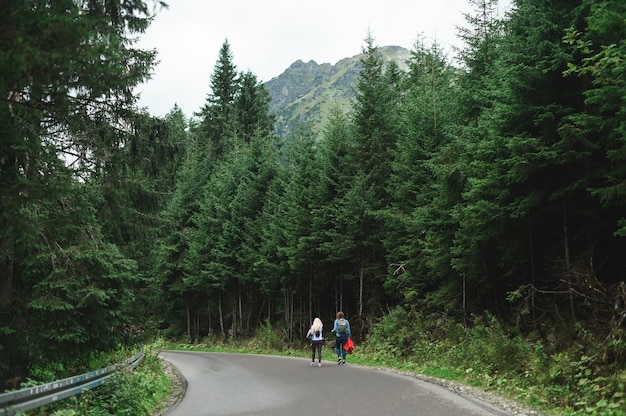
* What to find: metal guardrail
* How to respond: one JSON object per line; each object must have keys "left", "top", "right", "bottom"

{"left": 0, "top": 350, "right": 144, "bottom": 415}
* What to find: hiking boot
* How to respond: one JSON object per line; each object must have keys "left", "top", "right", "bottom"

{"left": 337, "top": 358, "right": 342, "bottom": 365}
{"left": 311, "top": 362, "right": 315, "bottom": 366}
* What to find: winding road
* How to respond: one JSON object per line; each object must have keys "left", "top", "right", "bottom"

{"left": 160, "top": 351, "right": 513, "bottom": 416}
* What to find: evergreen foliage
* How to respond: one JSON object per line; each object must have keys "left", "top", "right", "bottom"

{"left": 2, "top": 1, "right": 626, "bottom": 413}
{"left": 197, "top": 39, "right": 239, "bottom": 161}
{"left": 0, "top": 0, "right": 166, "bottom": 385}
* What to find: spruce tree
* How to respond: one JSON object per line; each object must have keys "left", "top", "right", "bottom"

{"left": 235, "top": 71, "right": 275, "bottom": 143}
{"left": 348, "top": 34, "right": 404, "bottom": 325}
{"left": 352, "top": 32, "right": 400, "bottom": 201}
{"left": 0, "top": 0, "right": 162, "bottom": 380}
{"left": 384, "top": 40, "right": 461, "bottom": 308}
{"left": 313, "top": 107, "right": 359, "bottom": 315}
{"left": 564, "top": 0, "right": 626, "bottom": 240}
{"left": 198, "top": 39, "right": 239, "bottom": 161}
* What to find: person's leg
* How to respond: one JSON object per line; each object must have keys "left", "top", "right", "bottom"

{"left": 313, "top": 342, "right": 322, "bottom": 366}
{"left": 335, "top": 337, "right": 342, "bottom": 363}
{"left": 311, "top": 343, "right": 316, "bottom": 364}
{"left": 340, "top": 335, "right": 348, "bottom": 362}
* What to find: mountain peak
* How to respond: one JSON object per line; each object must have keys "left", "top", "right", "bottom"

{"left": 265, "top": 45, "right": 410, "bottom": 139}
{"left": 288, "top": 59, "right": 319, "bottom": 68}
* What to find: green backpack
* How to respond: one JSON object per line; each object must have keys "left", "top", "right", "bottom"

{"left": 337, "top": 318, "right": 348, "bottom": 334}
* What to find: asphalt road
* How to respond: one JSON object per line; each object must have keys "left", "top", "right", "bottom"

{"left": 160, "top": 351, "right": 512, "bottom": 416}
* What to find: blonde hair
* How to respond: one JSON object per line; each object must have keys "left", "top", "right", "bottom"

{"left": 312, "top": 317, "right": 323, "bottom": 332}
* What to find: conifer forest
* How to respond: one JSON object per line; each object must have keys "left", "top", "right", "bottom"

{"left": 1, "top": 0, "right": 625, "bottom": 406}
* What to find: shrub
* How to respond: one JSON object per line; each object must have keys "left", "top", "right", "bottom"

{"left": 32, "top": 352, "right": 170, "bottom": 416}
{"left": 252, "top": 319, "right": 284, "bottom": 352}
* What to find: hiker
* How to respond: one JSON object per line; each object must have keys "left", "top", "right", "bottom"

{"left": 306, "top": 317, "right": 324, "bottom": 367}
{"left": 331, "top": 311, "right": 351, "bottom": 365}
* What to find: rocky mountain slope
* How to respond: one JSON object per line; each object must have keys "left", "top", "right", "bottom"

{"left": 264, "top": 45, "right": 410, "bottom": 140}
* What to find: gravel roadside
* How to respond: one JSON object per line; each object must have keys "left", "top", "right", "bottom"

{"left": 402, "top": 371, "right": 545, "bottom": 416}
{"left": 152, "top": 358, "right": 187, "bottom": 416}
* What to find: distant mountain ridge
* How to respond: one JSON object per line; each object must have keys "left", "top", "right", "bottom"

{"left": 264, "top": 45, "right": 410, "bottom": 139}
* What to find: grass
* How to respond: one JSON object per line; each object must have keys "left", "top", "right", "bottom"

{"left": 26, "top": 308, "right": 625, "bottom": 416}
{"left": 149, "top": 311, "right": 626, "bottom": 416}
{"left": 26, "top": 346, "right": 172, "bottom": 416}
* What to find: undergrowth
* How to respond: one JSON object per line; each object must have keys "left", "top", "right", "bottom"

{"left": 159, "top": 309, "right": 625, "bottom": 416}
{"left": 360, "top": 306, "right": 626, "bottom": 416}
{"left": 26, "top": 347, "right": 171, "bottom": 416}
{"left": 23, "top": 309, "right": 624, "bottom": 415}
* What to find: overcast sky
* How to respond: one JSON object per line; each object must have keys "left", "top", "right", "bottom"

{"left": 135, "top": 0, "right": 512, "bottom": 118}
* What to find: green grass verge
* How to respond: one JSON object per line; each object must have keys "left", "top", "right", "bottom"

{"left": 150, "top": 311, "right": 626, "bottom": 416}
{"left": 26, "top": 347, "right": 172, "bottom": 416}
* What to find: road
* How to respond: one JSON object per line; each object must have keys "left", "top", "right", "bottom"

{"left": 160, "top": 351, "right": 513, "bottom": 416}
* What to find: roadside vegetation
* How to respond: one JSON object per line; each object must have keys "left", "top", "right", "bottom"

{"left": 155, "top": 311, "right": 626, "bottom": 416}
{"left": 12, "top": 307, "right": 625, "bottom": 415}
{"left": 25, "top": 347, "right": 171, "bottom": 416}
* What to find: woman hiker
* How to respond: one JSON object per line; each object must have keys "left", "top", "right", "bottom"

{"left": 306, "top": 317, "right": 324, "bottom": 367}
{"left": 331, "top": 311, "right": 350, "bottom": 365}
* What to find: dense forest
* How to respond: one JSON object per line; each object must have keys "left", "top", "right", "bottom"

{"left": 1, "top": 0, "right": 625, "bottom": 397}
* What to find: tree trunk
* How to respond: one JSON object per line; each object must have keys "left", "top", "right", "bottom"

{"left": 290, "top": 289, "right": 295, "bottom": 346}
{"left": 563, "top": 202, "right": 575, "bottom": 320}
{"left": 283, "top": 283, "right": 292, "bottom": 346}
{"left": 208, "top": 315, "right": 212, "bottom": 336}
{"left": 340, "top": 276, "right": 343, "bottom": 312}
{"left": 186, "top": 301, "right": 191, "bottom": 342}
{"left": 309, "top": 270, "right": 312, "bottom": 323}
{"left": 246, "top": 291, "right": 252, "bottom": 335}
{"left": 563, "top": 202, "right": 570, "bottom": 272}
{"left": 529, "top": 228, "right": 538, "bottom": 330}
{"left": 283, "top": 283, "right": 289, "bottom": 324}
{"left": 238, "top": 284, "right": 243, "bottom": 337}
{"left": 232, "top": 304, "right": 237, "bottom": 338}
{"left": 195, "top": 311, "right": 200, "bottom": 341}
{"left": 0, "top": 237, "right": 14, "bottom": 310}
{"left": 334, "top": 274, "right": 338, "bottom": 313}
{"left": 219, "top": 294, "right": 225, "bottom": 339}
{"left": 359, "top": 258, "right": 364, "bottom": 327}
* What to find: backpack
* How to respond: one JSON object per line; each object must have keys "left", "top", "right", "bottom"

{"left": 337, "top": 318, "right": 348, "bottom": 334}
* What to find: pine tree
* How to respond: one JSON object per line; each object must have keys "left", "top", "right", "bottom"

{"left": 313, "top": 107, "right": 359, "bottom": 315}
{"left": 352, "top": 32, "right": 401, "bottom": 201}
{"left": 197, "top": 39, "right": 239, "bottom": 160}
{"left": 449, "top": 0, "right": 616, "bottom": 322}
{"left": 264, "top": 123, "right": 319, "bottom": 342}
{"left": 169, "top": 59, "right": 279, "bottom": 339}
{"left": 384, "top": 40, "right": 461, "bottom": 307}
{"left": 348, "top": 33, "right": 404, "bottom": 326}
{"left": 0, "top": 0, "right": 162, "bottom": 380}
{"left": 235, "top": 71, "right": 275, "bottom": 144}
{"left": 563, "top": 0, "right": 626, "bottom": 239}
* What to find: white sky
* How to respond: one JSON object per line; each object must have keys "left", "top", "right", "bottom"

{"left": 135, "top": 0, "right": 512, "bottom": 118}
